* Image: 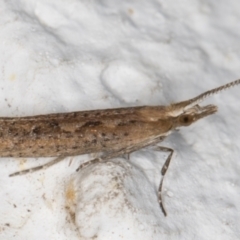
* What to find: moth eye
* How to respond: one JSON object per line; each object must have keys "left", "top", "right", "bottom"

{"left": 179, "top": 114, "right": 194, "bottom": 126}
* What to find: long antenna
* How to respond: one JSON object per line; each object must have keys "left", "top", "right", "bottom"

{"left": 172, "top": 79, "right": 240, "bottom": 111}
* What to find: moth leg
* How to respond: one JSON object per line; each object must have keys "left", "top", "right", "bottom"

{"left": 125, "top": 153, "right": 130, "bottom": 160}
{"left": 9, "top": 156, "right": 66, "bottom": 177}
{"left": 75, "top": 153, "right": 130, "bottom": 171}
{"left": 78, "top": 136, "right": 164, "bottom": 171}
{"left": 153, "top": 146, "right": 174, "bottom": 217}
{"left": 76, "top": 149, "right": 128, "bottom": 171}
{"left": 76, "top": 157, "right": 105, "bottom": 171}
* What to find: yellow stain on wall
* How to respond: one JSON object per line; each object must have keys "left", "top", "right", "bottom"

{"left": 9, "top": 74, "right": 16, "bottom": 81}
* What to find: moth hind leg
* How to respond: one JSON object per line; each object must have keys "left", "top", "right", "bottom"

{"left": 9, "top": 155, "right": 66, "bottom": 177}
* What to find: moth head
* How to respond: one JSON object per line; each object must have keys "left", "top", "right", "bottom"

{"left": 167, "top": 79, "right": 240, "bottom": 127}
{"left": 174, "top": 104, "right": 217, "bottom": 128}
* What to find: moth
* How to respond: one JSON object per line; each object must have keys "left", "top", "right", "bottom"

{"left": 7, "top": 79, "right": 240, "bottom": 216}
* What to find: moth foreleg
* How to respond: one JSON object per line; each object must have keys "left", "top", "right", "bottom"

{"left": 153, "top": 146, "right": 174, "bottom": 217}
{"left": 9, "top": 155, "right": 66, "bottom": 177}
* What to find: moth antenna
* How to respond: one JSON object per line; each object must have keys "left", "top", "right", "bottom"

{"left": 171, "top": 79, "right": 240, "bottom": 111}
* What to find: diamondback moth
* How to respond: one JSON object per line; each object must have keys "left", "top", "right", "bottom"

{"left": 7, "top": 79, "right": 240, "bottom": 216}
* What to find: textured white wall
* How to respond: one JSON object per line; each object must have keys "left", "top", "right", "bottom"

{"left": 0, "top": 0, "right": 240, "bottom": 239}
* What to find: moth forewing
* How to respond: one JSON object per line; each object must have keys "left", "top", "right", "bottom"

{"left": 7, "top": 78, "right": 240, "bottom": 216}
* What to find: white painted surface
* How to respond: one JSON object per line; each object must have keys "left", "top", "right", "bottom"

{"left": 0, "top": 0, "right": 240, "bottom": 239}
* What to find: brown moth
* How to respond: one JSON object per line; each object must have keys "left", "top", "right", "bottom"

{"left": 7, "top": 79, "right": 240, "bottom": 216}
